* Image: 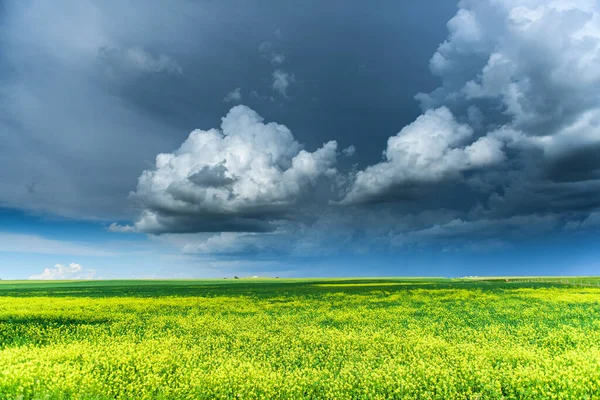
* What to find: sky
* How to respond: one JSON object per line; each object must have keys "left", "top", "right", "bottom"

{"left": 1, "top": 0, "right": 600, "bottom": 279}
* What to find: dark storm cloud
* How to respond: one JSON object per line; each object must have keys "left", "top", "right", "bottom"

{"left": 338, "top": 0, "right": 600, "bottom": 242}
{"left": 134, "top": 213, "right": 278, "bottom": 235}
{"left": 5, "top": 0, "right": 599, "bottom": 261}
{"left": 123, "top": 0, "right": 600, "bottom": 258}
{"left": 0, "top": 0, "right": 453, "bottom": 221}
{"left": 0, "top": 0, "right": 189, "bottom": 219}
{"left": 542, "top": 144, "right": 600, "bottom": 183}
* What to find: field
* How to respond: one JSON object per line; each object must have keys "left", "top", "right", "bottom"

{"left": 1, "top": 278, "right": 600, "bottom": 399}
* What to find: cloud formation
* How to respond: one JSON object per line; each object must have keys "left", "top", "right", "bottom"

{"left": 259, "top": 41, "right": 286, "bottom": 65}
{"left": 121, "top": 0, "right": 600, "bottom": 254}
{"left": 342, "top": 0, "right": 600, "bottom": 223}
{"left": 223, "top": 88, "right": 242, "bottom": 103}
{"left": 130, "top": 105, "right": 338, "bottom": 233}
{"left": 9, "top": 0, "right": 598, "bottom": 263}
{"left": 272, "top": 70, "right": 295, "bottom": 97}
{"left": 259, "top": 34, "right": 295, "bottom": 97}
{"left": 29, "top": 263, "right": 97, "bottom": 280}
{"left": 342, "top": 146, "right": 356, "bottom": 157}
{"left": 424, "top": 0, "right": 600, "bottom": 149}
{"left": 99, "top": 47, "right": 183, "bottom": 76}
{"left": 153, "top": 207, "right": 561, "bottom": 257}
{"left": 107, "top": 223, "right": 136, "bottom": 233}
{"left": 342, "top": 107, "right": 505, "bottom": 204}
{"left": 0, "top": 0, "right": 187, "bottom": 220}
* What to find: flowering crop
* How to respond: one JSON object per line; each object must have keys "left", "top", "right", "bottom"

{"left": 0, "top": 279, "right": 599, "bottom": 399}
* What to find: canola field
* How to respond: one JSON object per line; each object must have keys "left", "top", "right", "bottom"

{"left": 1, "top": 278, "right": 600, "bottom": 399}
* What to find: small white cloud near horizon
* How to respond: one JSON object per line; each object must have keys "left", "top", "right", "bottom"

{"left": 223, "top": 87, "right": 242, "bottom": 103}
{"left": 29, "top": 263, "right": 97, "bottom": 280}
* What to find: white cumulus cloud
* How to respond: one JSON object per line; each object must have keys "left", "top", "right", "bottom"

{"left": 130, "top": 105, "right": 338, "bottom": 233}
{"left": 342, "top": 107, "right": 505, "bottom": 204}
{"left": 421, "top": 0, "right": 600, "bottom": 147}
{"left": 29, "top": 263, "right": 97, "bottom": 280}
{"left": 344, "top": 0, "right": 600, "bottom": 211}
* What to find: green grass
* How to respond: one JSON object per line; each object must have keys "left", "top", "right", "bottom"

{"left": 1, "top": 278, "right": 600, "bottom": 399}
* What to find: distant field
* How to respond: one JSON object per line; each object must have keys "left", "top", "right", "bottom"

{"left": 460, "top": 276, "right": 600, "bottom": 286}
{"left": 1, "top": 278, "right": 600, "bottom": 399}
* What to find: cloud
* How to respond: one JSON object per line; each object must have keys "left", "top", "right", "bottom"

{"left": 0, "top": 233, "right": 116, "bottom": 256}
{"left": 317, "top": 0, "right": 600, "bottom": 254}
{"left": 342, "top": 0, "right": 600, "bottom": 220}
{"left": 177, "top": 232, "right": 288, "bottom": 255}
{"left": 130, "top": 105, "right": 338, "bottom": 234}
{"left": 258, "top": 41, "right": 285, "bottom": 65}
{"left": 107, "top": 223, "right": 136, "bottom": 233}
{"left": 258, "top": 41, "right": 273, "bottom": 54}
{"left": 259, "top": 36, "right": 294, "bottom": 97}
{"left": 418, "top": 0, "right": 600, "bottom": 148}
{"left": 580, "top": 212, "right": 600, "bottom": 229}
{"left": 6, "top": 0, "right": 599, "bottom": 259}
{"left": 402, "top": 214, "right": 560, "bottom": 242}
{"left": 274, "top": 28, "right": 283, "bottom": 41}
{"left": 223, "top": 88, "right": 242, "bottom": 103}
{"left": 272, "top": 69, "right": 295, "bottom": 97}
{"left": 270, "top": 54, "right": 286, "bottom": 65}
{"left": 342, "top": 107, "right": 505, "bottom": 204}
{"left": 98, "top": 46, "right": 182, "bottom": 76}
{"left": 0, "top": 0, "right": 189, "bottom": 220}
{"left": 565, "top": 211, "right": 600, "bottom": 231}
{"left": 141, "top": 1, "right": 600, "bottom": 258}
{"left": 29, "top": 263, "right": 96, "bottom": 280}
{"left": 342, "top": 145, "right": 356, "bottom": 157}
{"left": 151, "top": 207, "right": 555, "bottom": 257}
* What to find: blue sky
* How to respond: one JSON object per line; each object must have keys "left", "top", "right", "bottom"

{"left": 1, "top": 0, "right": 600, "bottom": 279}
